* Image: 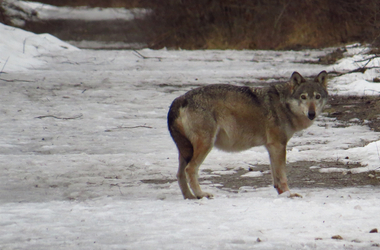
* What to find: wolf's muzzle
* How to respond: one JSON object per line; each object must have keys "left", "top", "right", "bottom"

{"left": 308, "top": 111, "right": 316, "bottom": 120}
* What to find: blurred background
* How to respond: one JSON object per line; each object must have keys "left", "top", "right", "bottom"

{"left": 1, "top": 0, "right": 379, "bottom": 50}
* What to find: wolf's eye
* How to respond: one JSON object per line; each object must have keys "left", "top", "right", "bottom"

{"left": 315, "top": 94, "right": 321, "bottom": 99}
{"left": 301, "top": 95, "right": 307, "bottom": 100}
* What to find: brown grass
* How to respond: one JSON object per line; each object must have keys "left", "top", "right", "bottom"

{"left": 5, "top": 0, "right": 380, "bottom": 50}
{"left": 146, "top": 0, "right": 380, "bottom": 50}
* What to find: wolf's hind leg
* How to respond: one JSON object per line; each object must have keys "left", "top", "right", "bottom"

{"left": 186, "top": 139, "right": 214, "bottom": 199}
{"left": 177, "top": 154, "right": 196, "bottom": 199}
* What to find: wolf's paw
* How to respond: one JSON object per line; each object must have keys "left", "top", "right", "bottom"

{"left": 184, "top": 194, "right": 197, "bottom": 200}
{"left": 288, "top": 193, "right": 303, "bottom": 198}
{"left": 196, "top": 192, "right": 214, "bottom": 199}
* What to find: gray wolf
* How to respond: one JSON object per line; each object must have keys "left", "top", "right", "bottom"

{"left": 167, "top": 71, "right": 328, "bottom": 199}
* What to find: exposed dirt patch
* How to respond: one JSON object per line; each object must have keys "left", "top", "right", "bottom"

{"left": 199, "top": 162, "right": 380, "bottom": 193}
{"left": 326, "top": 95, "right": 380, "bottom": 132}
{"left": 142, "top": 161, "right": 380, "bottom": 193}
{"left": 300, "top": 48, "right": 346, "bottom": 65}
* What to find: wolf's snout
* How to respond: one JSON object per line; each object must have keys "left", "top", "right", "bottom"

{"left": 308, "top": 111, "right": 316, "bottom": 120}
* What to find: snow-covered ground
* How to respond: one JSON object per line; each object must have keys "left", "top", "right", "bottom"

{"left": 1, "top": 17, "right": 380, "bottom": 250}
{"left": 2, "top": 0, "right": 147, "bottom": 25}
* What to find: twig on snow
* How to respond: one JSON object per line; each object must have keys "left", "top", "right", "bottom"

{"left": 328, "top": 66, "right": 380, "bottom": 76}
{"left": 23, "top": 38, "right": 27, "bottom": 54}
{"left": 0, "top": 78, "right": 34, "bottom": 83}
{"left": 133, "top": 50, "right": 163, "bottom": 60}
{"left": 35, "top": 114, "right": 83, "bottom": 120}
{"left": 354, "top": 55, "right": 380, "bottom": 63}
{"left": 353, "top": 54, "right": 380, "bottom": 68}
{"left": 0, "top": 56, "right": 10, "bottom": 75}
{"left": 104, "top": 125, "right": 153, "bottom": 132}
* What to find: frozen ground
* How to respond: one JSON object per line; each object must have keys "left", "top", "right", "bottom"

{"left": 0, "top": 22, "right": 380, "bottom": 249}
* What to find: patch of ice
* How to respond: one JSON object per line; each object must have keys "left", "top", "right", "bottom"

{"left": 212, "top": 170, "right": 237, "bottom": 175}
{"left": 319, "top": 168, "right": 347, "bottom": 173}
{"left": 241, "top": 171, "right": 264, "bottom": 177}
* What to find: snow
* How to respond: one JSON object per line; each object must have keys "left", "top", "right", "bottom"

{"left": 2, "top": 0, "right": 147, "bottom": 22}
{"left": 0, "top": 23, "right": 78, "bottom": 71}
{"left": 1, "top": 188, "right": 379, "bottom": 249}
{"left": 0, "top": 15, "right": 380, "bottom": 250}
{"left": 328, "top": 44, "right": 380, "bottom": 95}
{"left": 242, "top": 171, "right": 264, "bottom": 177}
{"left": 22, "top": 2, "right": 147, "bottom": 21}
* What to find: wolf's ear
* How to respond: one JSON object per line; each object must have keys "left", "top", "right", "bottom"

{"left": 290, "top": 72, "right": 306, "bottom": 85}
{"left": 288, "top": 72, "right": 306, "bottom": 93}
{"left": 315, "top": 71, "right": 328, "bottom": 89}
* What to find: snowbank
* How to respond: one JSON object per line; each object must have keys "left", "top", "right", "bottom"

{"left": 2, "top": 0, "right": 148, "bottom": 24}
{"left": 0, "top": 23, "right": 78, "bottom": 71}
{"left": 328, "top": 44, "right": 380, "bottom": 95}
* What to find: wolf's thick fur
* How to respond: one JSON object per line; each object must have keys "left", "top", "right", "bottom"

{"left": 168, "top": 71, "right": 328, "bottom": 199}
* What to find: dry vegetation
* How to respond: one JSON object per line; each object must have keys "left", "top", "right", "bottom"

{"left": 145, "top": 0, "right": 380, "bottom": 50}
{"left": 1, "top": 0, "right": 380, "bottom": 50}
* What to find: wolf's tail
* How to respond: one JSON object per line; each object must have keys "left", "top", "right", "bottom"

{"left": 167, "top": 96, "right": 193, "bottom": 163}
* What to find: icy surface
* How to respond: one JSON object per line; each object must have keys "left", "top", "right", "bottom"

{"left": 0, "top": 23, "right": 379, "bottom": 249}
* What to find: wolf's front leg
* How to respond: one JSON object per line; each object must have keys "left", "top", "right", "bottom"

{"left": 265, "top": 142, "right": 302, "bottom": 198}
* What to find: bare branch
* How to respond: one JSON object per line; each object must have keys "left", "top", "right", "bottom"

{"left": 133, "top": 50, "right": 163, "bottom": 60}
{"left": 328, "top": 66, "right": 380, "bottom": 76}
{"left": 35, "top": 114, "right": 83, "bottom": 120}
{"left": 0, "top": 56, "right": 9, "bottom": 75}
{"left": 354, "top": 55, "right": 380, "bottom": 63}
{"left": 0, "top": 78, "right": 34, "bottom": 82}
{"left": 104, "top": 125, "right": 153, "bottom": 132}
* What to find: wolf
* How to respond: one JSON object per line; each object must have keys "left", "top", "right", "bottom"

{"left": 167, "top": 71, "right": 328, "bottom": 199}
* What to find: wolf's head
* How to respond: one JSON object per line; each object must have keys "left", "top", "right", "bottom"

{"left": 286, "top": 71, "right": 328, "bottom": 121}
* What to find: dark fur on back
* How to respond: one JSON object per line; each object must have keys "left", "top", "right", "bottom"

{"left": 168, "top": 84, "right": 263, "bottom": 163}
{"left": 182, "top": 84, "right": 261, "bottom": 106}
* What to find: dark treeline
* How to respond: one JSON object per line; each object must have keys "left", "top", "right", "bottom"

{"left": 2, "top": 0, "right": 380, "bottom": 50}
{"left": 145, "top": 0, "right": 380, "bottom": 49}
